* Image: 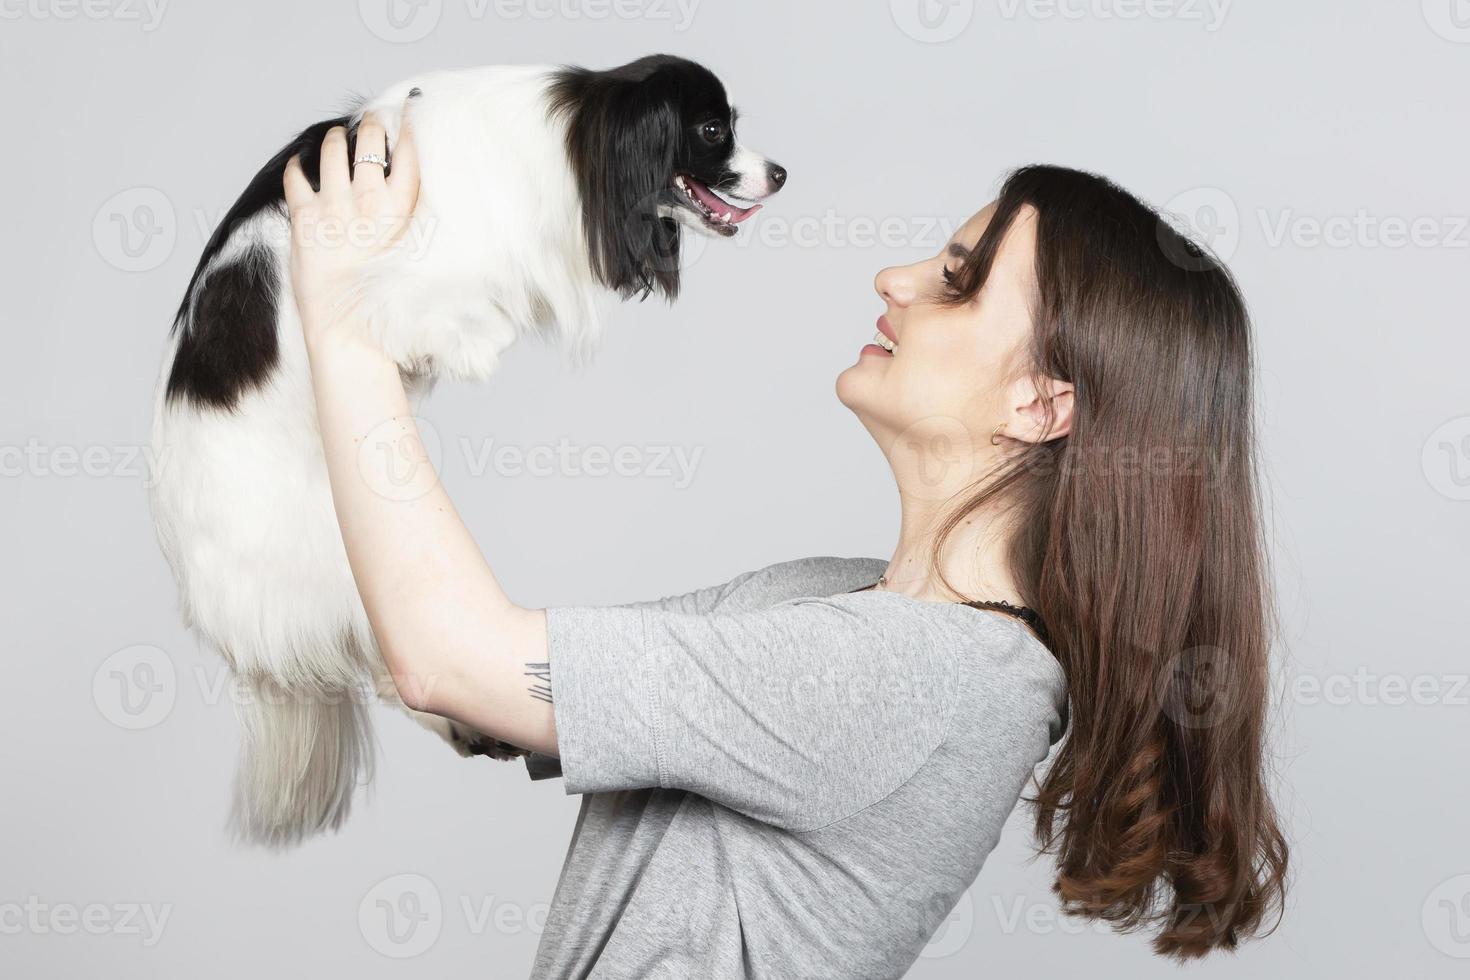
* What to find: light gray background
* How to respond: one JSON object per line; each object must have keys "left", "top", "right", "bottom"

{"left": 4, "top": 0, "right": 1469, "bottom": 976}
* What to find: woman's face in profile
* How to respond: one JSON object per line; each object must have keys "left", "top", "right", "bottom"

{"left": 837, "top": 202, "right": 1041, "bottom": 455}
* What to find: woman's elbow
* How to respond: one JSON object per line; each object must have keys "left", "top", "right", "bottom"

{"left": 376, "top": 634, "right": 447, "bottom": 713}
{"left": 387, "top": 662, "right": 441, "bottom": 714}
{"left": 378, "top": 603, "right": 547, "bottom": 720}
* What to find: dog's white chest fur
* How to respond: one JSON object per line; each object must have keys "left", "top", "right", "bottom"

{"left": 356, "top": 66, "right": 606, "bottom": 377}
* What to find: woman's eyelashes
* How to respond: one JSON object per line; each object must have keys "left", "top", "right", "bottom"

{"left": 939, "top": 242, "right": 972, "bottom": 294}
{"left": 939, "top": 262, "right": 962, "bottom": 295}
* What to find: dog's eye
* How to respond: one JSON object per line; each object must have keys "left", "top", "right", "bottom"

{"left": 700, "top": 121, "right": 729, "bottom": 144}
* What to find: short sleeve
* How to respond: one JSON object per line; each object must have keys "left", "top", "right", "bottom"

{"left": 543, "top": 598, "right": 960, "bottom": 831}
{"left": 521, "top": 568, "right": 764, "bottom": 781}
{"left": 614, "top": 567, "right": 764, "bottom": 615}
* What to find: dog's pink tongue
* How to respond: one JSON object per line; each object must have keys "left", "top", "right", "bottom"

{"left": 728, "top": 201, "right": 762, "bottom": 224}
{"left": 690, "top": 179, "right": 762, "bottom": 223}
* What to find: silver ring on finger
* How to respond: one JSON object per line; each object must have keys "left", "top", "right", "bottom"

{"left": 354, "top": 153, "right": 388, "bottom": 168}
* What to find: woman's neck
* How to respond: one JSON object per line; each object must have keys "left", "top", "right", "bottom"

{"left": 880, "top": 492, "right": 1023, "bottom": 605}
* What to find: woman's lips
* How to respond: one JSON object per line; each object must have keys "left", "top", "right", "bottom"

{"left": 876, "top": 315, "right": 899, "bottom": 345}
{"left": 860, "top": 315, "right": 896, "bottom": 357}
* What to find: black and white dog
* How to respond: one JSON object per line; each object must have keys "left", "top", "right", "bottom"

{"left": 149, "top": 55, "right": 785, "bottom": 847}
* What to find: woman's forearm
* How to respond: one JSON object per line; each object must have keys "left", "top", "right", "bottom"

{"left": 305, "top": 333, "right": 557, "bottom": 754}
{"left": 282, "top": 113, "right": 557, "bottom": 756}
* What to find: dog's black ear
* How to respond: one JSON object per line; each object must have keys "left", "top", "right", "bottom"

{"left": 549, "top": 66, "right": 685, "bottom": 301}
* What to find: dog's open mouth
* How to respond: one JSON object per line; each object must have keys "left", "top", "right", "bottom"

{"left": 673, "top": 172, "right": 762, "bottom": 237}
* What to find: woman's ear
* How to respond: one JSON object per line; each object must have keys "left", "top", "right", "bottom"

{"left": 1011, "top": 375, "right": 1075, "bottom": 444}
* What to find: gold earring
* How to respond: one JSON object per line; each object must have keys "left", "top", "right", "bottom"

{"left": 990, "top": 424, "right": 1006, "bottom": 446}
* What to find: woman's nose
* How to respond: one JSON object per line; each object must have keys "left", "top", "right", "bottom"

{"left": 875, "top": 264, "right": 916, "bottom": 307}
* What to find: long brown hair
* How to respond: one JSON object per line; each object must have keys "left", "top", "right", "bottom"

{"left": 934, "top": 165, "right": 1288, "bottom": 958}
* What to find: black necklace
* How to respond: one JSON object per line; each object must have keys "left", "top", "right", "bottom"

{"left": 958, "top": 597, "right": 1049, "bottom": 645}
{"left": 855, "top": 577, "right": 1049, "bottom": 645}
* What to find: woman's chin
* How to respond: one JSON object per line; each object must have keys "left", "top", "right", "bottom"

{"left": 835, "top": 363, "right": 899, "bottom": 437}
{"left": 836, "top": 349, "right": 892, "bottom": 392}
{"left": 834, "top": 363, "right": 870, "bottom": 413}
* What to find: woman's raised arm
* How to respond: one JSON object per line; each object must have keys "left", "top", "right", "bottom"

{"left": 283, "top": 107, "right": 557, "bottom": 756}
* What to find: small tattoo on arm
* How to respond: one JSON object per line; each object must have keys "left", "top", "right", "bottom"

{"left": 524, "top": 662, "right": 552, "bottom": 704}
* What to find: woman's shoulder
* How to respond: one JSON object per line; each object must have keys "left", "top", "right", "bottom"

{"left": 809, "top": 589, "right": 1069, "bottom": 738}
{"left": 710, "top": 555, "right": 887, "bottom": 612}
{"left": 618, "top": 555, "right": 884, "bottom": 617}
{"left": 749, "top": 554, "right": 888, "bottom": 593}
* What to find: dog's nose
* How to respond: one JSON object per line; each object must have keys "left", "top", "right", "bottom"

{"left": 767, "top": 163, "right": 787, "bottom": 191}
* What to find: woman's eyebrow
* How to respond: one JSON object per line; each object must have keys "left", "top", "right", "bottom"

{"left": 946, "top": 242, "right": 971, "bottom": 261}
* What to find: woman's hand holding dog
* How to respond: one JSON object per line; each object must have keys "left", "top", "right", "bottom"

{"left": 283, "top": 107, "right": 419, "bottom": 354}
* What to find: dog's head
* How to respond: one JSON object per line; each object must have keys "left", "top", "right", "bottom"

{"left": 549, "top": 55, "right": 786, "bottom": 301}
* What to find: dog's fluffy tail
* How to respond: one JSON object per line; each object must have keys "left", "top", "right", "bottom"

{"left": 229, "top": 675, "right": 375, "bottom": 848}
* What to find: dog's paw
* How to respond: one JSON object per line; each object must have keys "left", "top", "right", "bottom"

{"left": 447, "top": 721, "right": 529, "bottom": 761}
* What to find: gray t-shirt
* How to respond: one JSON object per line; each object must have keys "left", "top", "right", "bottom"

{"left": 523, "top": 556, "right": 1067, "bottom": 979}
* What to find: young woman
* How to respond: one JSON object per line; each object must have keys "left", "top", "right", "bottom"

{"left": 283, "top": 109, "right": 1288, "bottom": 976}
